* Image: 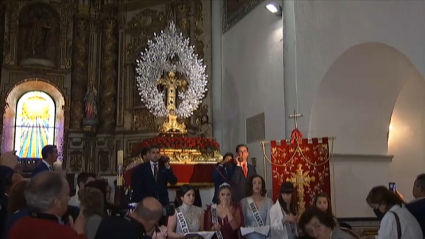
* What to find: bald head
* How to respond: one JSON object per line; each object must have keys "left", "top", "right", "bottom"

{"left": 135, "top": 197, "right": 163, "bottom": 222}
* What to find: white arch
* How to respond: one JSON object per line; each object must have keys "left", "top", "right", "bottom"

{"left": 309, "top": 42, "right": 424, "bottom": 154}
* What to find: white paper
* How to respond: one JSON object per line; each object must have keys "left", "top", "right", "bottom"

{"left": 240, "top": 226, "right": 270, "bottom": 236}
{"left": 184, "top": 231, "right": 216, "bottom": 239}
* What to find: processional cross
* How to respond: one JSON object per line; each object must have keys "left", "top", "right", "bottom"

{"left": 288, "top": 164, "right": 315, "bottom": 214}
{"left": 157, "top": 71, "right": 188, "bottom": 134}
{"left": 289, "top": 110, "right": 302, "bottom": 129}
{"left": 157, "top": 71, "right": 188, "bottom": 113}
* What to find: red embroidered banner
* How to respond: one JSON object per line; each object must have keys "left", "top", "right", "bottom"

{"left": 270, "top": 129, "right": 331, "bottom": 214}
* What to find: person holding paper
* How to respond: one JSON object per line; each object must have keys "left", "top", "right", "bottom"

{"left": 269, "top": 182, "right": 299, "bottom": 239}
{"left": 205, "top": 183, "right": 243, "bottom": 239}
{"left": 240, "top": 175, "right": 273, "bottom": 239}
{"left": 167, "top": 184, "right": 204, "bottom": 239}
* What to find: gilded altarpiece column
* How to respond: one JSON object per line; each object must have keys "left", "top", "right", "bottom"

{"left": 70, "top": 12, "right": 89, "bottom": 130}
{"left": 99, "top": 17, "right": 118, "bottom": 133}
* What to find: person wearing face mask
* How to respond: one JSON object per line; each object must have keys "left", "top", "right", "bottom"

{"left": 240, "top": 175, "right": 273, "bottom": 239}
{"left": 298, "top": 208, "right": 355, "bottom": 239}
{"left": 269, "top": 182, "right": 298, "bottom": 239}
{"left": 366, "top": 186, "right": 422, "bottom": 239}
{"left": 167, "top": 184, "right": 204, "bottom": 239}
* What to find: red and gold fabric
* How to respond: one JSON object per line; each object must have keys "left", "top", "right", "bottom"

{"left": 270, "top": 129, "right": 331, "bottom": 214}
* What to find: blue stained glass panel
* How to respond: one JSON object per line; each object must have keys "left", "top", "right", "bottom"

{"left": 14, "top": 91, "right": 55, "bottom": 159}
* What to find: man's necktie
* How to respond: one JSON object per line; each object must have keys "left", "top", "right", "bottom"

{"left": 48, "top": 166, "right": 53, "bottom": 171}
{"left": 242, "top": 163, "right": 248, "bottom": 178}
{"left": 153, "top": 164, "right": 158, "bottom": 181}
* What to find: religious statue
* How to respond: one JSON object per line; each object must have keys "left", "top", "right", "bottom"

{"left": 157, "top": 72, "right": 188, "bottom": 134}
{"left": 27, "top": 16, "right": 51, "bottom": 57}
{"left": 84, "top": 84, "right": 98, "bottom": 119}
{"left": 195, "top": 115, "right": 212, "bottom": 138}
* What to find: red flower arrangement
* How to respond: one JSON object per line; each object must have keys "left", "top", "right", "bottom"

{"left": 131, "top": 136, "right": 220, "bottom": 154}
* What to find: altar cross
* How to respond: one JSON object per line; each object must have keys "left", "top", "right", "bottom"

{"left": 157, "top": 71, "right": 188, "bottom": 113}
{"left": 289, "top": 110, "right": 303, "bottom": 129}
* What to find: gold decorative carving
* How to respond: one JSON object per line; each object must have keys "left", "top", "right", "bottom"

{"left": 162, "top": 148, "right": 222, "bottom": 164}
{"left": 18, "top": 3, "right": 60, "bottom": 65}
{"left": 70, "top": 16, "right": 89, "bottom": 130}
{"left": 125, "top": 9, "right": 168, "bottom": 64}
{"left": 3, "top": 0, "right": 76, "bottom": 68}
{"left": 98, "top": 150, "right": 110, "bottom": 172}
{"left": 50, "top": 1, "right": 76, "bottom": 69}
{"left": 69, "top": 151, "right": 83, "bottom": 172}
{"left": 99, "top": 18, "right": 118, "bottom": 133}
{"left": 131, "top": 108, "right": 156, "bottom": 131}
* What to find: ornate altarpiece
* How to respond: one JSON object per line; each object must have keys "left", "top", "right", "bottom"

{"left": 0, "top": 0, "right": 212, "bottom": 175}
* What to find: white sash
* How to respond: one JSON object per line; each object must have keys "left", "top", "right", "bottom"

{"left": 247, "top": 197, "right": 265, "bottom": 227}
{"left": 176, "top": 207, "right": 190, "bottom": 234}
{"left": 211, "top": 204, "right": 224, "bottom": 239}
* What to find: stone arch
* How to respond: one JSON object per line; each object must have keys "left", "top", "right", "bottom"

{"left": 2, "top": 80, "right": 66, "bottom": 160}
{"left": 309, "top": 42, "right": 423, "bottom": 154}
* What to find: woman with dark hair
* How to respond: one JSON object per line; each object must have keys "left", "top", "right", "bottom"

{"left": 240, "top": 175, "right": 273, "bottom": 239}
{"left": 167, "top": 184, "right": 204, "bottom": 239}
{"left": 79, "top": 187, "right": 105, "bottom": 239}
{"left": 366, "top": 186, "right": 422, "bottom": 239}
{"left": 269, "top": 182, "right": 298, "bottom": 239}
{"left": 205, "top": 183, "right": 243, "bottom": 239}
{"left": 298, "top": 208, "right": 355, "bottom": 239}
{"left": 312, "top": 193, "right": 339, "bottom": 226}
{"left": 85, "top": 179, "right": 111, "bottom": 215}
{"left": 212, "top": 152, "right": 234, "bottom": 203}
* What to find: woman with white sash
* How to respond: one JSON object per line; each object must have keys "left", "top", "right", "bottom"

{"left": 167, "top": 184, "right": 204, "bottom": 239}
{"left": 205, "top": 183, "right": 243, "bottom": 239}
{"left": 240, "top": 175, "right": 273, "bottom": 239}
{"left": 269, "top": 182, "right": 298, "bottom": 239}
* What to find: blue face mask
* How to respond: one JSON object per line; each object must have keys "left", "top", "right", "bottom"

{"left": 373, "top": 208, "right": 385, "bottom": 220}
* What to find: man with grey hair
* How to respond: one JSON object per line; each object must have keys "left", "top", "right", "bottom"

{"left": 406, "top": 173, "right": 425, "bottom": 237}
{"left": 95, "top": 197, "right": 167, "bottom": 239}
{"left": 8, "top": 172, "right": 86, "bottom": 239}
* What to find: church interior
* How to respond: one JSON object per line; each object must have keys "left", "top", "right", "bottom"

{"left": 1, "top": 0, "right": 425, "bottom": 238}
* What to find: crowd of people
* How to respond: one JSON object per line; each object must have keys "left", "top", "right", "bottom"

{"left": 0, "top": 143, "right": 425, "bottom": 239}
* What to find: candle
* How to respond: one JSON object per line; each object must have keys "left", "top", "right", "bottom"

{"left": 117, "top": 150, "right": 124, "bottom": 186}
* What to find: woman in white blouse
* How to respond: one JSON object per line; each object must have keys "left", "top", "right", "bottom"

{"left": 269, "top": 182, "right": 298, "bottom": 239}
{"left": 366, "top": 186, "right": 423, "bottom": 239}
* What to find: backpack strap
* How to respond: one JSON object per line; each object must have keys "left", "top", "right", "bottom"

{"left": 390, "top": 211, "right": 402, "bottom": 239}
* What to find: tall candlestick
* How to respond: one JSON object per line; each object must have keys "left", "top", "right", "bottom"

{"left": 117, "top": 150, "right": 123, "bottom": 186}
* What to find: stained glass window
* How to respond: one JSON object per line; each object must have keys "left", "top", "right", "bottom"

{"left": 14, "top": 91, "right": 55, "bottom": 159}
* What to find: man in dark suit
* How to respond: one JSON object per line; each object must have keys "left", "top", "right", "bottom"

{"left": 406, "top": 173, "right": 425, "bottom": 237}
{"left": 231, "top": 144, "right": 257, "bottom": 202}
{"left": 131, "top": 146, "right": 178, "bottom": 207}
{"left": 31, "top": 145, "right": 58, "bottom": 177}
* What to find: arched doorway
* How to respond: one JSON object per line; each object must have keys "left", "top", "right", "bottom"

{"left": 309, "top": 42, "right": 422, "bottom": 155}
{"left": 3, "top": 80, "right": 65, "bottom": 161}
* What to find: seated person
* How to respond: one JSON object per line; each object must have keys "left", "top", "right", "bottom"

{"left": 167, "top": 185, "right": 204, "bottom": 239}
